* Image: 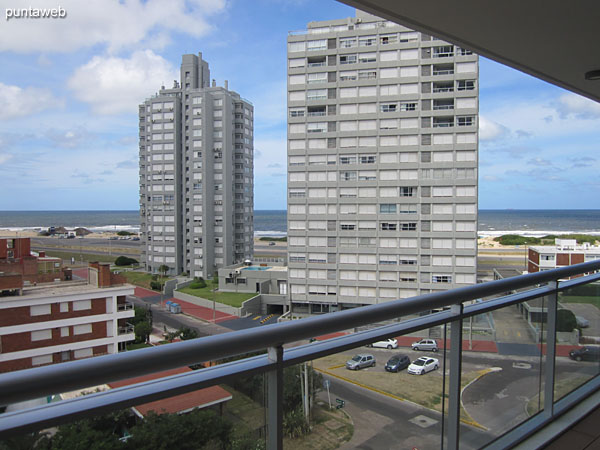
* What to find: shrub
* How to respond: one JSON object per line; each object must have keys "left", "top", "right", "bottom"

{"left": 114, "top": 256, "right": 138, "bottom": 266}
{"left": 493, "top": 235, "right": 541, "bottom": 246}
{"left": 557, "top": 309, "right": 577, "bottom": 332}
{"left": 189, "top": 277, "right": 207, "bottom": 289}
{"left": 150, "top": 281, "right": 162, "bottom": 291}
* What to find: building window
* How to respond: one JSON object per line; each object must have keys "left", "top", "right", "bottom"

{"left": 339, "top": 54, "right": 357, "bottom": 65}
{"left": 30, "top": 304, "right": 51, "bottom": 316}
{"left": 73, "top": 300, "right": 91, "bottom": 311}
{"left": 432, "top": 275, "right": 452, "bottom": 283}
{"left": 73, "top": 323, "right": 93, "bottom": 335}
{"left": 457, "top": 116, "right": 475, "bottom": 126}
{"left": 400, "top": 187, "right": 416, "bottom": 197}
{"left": 457, "top": 80, "right": 475, "bottom": 91}
{"left": 31, "top": 329, "right": 52, "bottom": 341}
{"left": 32, "top": 354, "right": 53, "bottom": 366}
{"left": 399, "top": 102, "right": 417, "bottom": 111}
{"left": 380, "top": 204, "right": 397, "bottom": 214}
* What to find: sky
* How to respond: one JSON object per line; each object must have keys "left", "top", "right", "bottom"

{"left": 0, "top": 0, "right": 599, "bottom": 211}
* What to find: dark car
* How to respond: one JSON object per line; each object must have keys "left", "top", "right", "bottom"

{"left": 569, "top": 346, "right": 600, "bottom": 362}
{"left": 385, "top": 354, "right": 410, "bottom": 373}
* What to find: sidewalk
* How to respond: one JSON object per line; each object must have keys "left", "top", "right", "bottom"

{"left": 163, "top": 297, "right": 238, "bottom": 324}
{"left": 134, "top": 286, "right": 161, "bottom": 299}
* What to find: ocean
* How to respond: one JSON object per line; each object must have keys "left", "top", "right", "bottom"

{"left": 1, "top": 209, "right": 599, "bottom": 237}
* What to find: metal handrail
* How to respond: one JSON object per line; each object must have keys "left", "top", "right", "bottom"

{"left": 0, "top": 259, "right": 598, "bottom": 409}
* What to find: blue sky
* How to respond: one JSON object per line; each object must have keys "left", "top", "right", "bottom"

{"left": 0, "top": 0, "right": 599, "bottom": 211}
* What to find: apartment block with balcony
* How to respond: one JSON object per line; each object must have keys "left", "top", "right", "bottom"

{"left": 139, "top": 53, "right": 254, "bottom": 278}
{"left": 529, "top": 239, "right": 600, "bottom": 277}
{"left": 287, "top": 10, "right": 479, "bottom": 314}
{"left": 0, "top": 262, "right": 135, "bottom": 374}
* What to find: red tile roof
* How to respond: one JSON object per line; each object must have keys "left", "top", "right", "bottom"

{"left": 108, "top": 366, "right": 231, "bottom": 416}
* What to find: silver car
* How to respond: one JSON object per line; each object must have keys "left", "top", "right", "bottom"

{"left": 346, "top": 354, "right": 376, "bottom": 370}
{"left": 411, "top": 339, "right": 438, "bottom": 352}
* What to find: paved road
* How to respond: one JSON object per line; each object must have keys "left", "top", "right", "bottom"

{"left": 325, "top": 370, "right": 492, "bottom": 450}
{"left": 31, "top": 236, "right": 140, "bottom": 249}
{"left": 462, "top": 353, "right": 599, "bottom": 435}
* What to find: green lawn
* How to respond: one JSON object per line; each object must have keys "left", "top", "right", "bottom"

{"left": 558, "top": 295, "right": 599, "bottom": 307}
{"left": 119, "top": 271, "right": 173, "bottom": 290}
{"left": 178, "top": 286, "right": 256, "bottom": 308}
{"left": 43, "top": 250, "right": 116, "bottom": 264}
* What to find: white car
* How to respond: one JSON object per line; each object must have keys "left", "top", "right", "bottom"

{"left": 368, "top": 338, "right": 398, "bottom": 349}
{"left": 407, "top": 356, "right": 439, "bottom": 375}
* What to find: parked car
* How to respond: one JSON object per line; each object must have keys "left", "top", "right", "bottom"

{"left": 569, "top": 346, "right": 600, "bottom": 362}
{"left": 268, "top": 241, "right": 276, "bottom": 246}
{"left": 346, "top": 354, "right": 376, "bottom": 370}
{"left": 411, "top": 339, "right": 438, "bottom": 352}
{"left": 368, "top": 338, "right": 398, "bottom": 349}
{"left": 407, "top": 357, "right": 439, "bottom": 375}
{"left": 385, "top": 354, "right": 411, "bottom": 372}
{"left": 575, "top": 316, "right": 590, "bottom": 328}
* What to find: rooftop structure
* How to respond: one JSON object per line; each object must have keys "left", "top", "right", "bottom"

{"left": 108, "top": 366, "right": 232, "bottom": 418}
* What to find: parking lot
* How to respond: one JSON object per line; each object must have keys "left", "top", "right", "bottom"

{"left": 313, "top": 346, "right": 487, "bottom": 414}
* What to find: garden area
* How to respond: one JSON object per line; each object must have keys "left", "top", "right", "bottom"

{"left": 178, "top": 277, "right": 257, "bottom": 308}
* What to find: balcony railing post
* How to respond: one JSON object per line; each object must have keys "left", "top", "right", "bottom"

{"left": 267, "top": 345, "right": 283, "bottom": 450}
{"left": 447, "top": 303, "right": 463, "bottom": 450}
{"left": 543, "top": 281, "right": 558, "bottom": 417}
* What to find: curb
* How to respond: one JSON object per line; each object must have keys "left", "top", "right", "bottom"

{"left": 460, "top": 367, "right": 502, "bottom": 431}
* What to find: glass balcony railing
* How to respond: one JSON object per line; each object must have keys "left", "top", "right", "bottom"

{"left": 0, "top": 261, "right": 598, "bottom": 449}
{"left": 117, "top": 302, "right": 134, "bottom": 312}
{"left": 117, "top": 323, "right": 135, "bottom": 335}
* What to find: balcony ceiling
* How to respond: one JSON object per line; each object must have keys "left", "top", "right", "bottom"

{"left": 340, "top": 0, "right": 600, "bottom": 103}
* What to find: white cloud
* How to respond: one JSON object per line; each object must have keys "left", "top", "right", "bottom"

{"left": 479, "top": 116, "right": 509, "bottom": 141}
{"left": 555, "top": 93, "right": 600, "bottom": 119}
{"left": 0, "top": 0, "right": 226, "bottom": 53}
{"left": 0, "top": 82, "right": 62, "bottom": 120}
{"left": 68, "top": 50, "right": 178, "bottom": 114}
{"left": 45, "top": 126, "right": 93, "bottom": 148}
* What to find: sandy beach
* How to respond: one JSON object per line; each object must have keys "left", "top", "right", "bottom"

{"left": 1, "top": 229, "right": 518, "bottom": 250}
{"left": 0, "top": 229, "right": 125, "bottom": 239}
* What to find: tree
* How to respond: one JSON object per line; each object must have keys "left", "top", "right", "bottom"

{"left": 115, "top": 256, "right": 139, "bottom": 266}
{"left": 158, "top": 265, "right": 170, "bottom": 278}
{"left": 132, "top": 307, "right": 151, "bottom": 326}
{"left": 134, "top": 321, "right": 152, "bottom": 344}
{"left": 0, "top": 432, "right": 51, "bottom": 450}
{"left": 557, "top": 309, "right": 577, "bottom": 332}
{"left": 179, "top": 327, "right": 199, "bottom": 340}
{"left": 125, "top": 409, "right": 232, "bottom": 450}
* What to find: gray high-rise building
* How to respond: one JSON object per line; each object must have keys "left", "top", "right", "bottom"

{"left": 139, "top": 53, "right": 254, "bottom": 278}
{"left": 287, "top": 11, "right": 478, "bottom": 314}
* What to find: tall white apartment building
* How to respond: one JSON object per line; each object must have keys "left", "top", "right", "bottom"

{"left": 287, "top": 11, "right": 478, "bottom": 314}
{"left": 139, "top": 53, "right": 254, "bottom": 278}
